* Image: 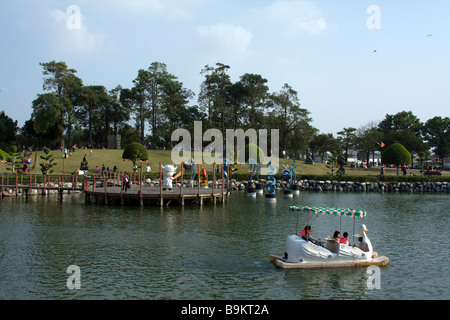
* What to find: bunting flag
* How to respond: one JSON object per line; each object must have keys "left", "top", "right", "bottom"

{"left": 289, "top": 205, "right": 366, "bottom": 218}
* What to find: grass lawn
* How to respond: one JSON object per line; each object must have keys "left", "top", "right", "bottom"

{"left": 0, "top": 148, "right": 410, "bottom": 178}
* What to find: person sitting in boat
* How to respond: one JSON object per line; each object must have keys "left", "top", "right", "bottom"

{"left": 301, "top": 226, "right": 326, "bottom": 247}
{"left": 357, "top": 237, "right": 369, "bottom": 252}
{"left": 339, "top": 232, "right": 349, "bottom": 245}
{"left": 332, "top": 231, "right": 340, "bottom": 242}
{"left": 326, "top": 231, "right": 341, "bottom": 253}
{"left": 301, "top": 225, "right": 311, "bottom": 240}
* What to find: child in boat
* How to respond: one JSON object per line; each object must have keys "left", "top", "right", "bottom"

{"left": 332, "top": 231, "right": 340, "bottom": 242}
{"left": 339, "top": 232, "right": 349, "bottom": 245}
{"left": 301, "top": 226, "right": 311, "bottom": 240}
{"left": 301, "top": 226, "right": 326, "bottom": 247}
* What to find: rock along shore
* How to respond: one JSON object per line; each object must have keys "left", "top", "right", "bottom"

{"left": 2, "top": 178, "right": 449, "bottom": 197}
{"left": 228, "top": 178, "right": 450, "bottom": 193}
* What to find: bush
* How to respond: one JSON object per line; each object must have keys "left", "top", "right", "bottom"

{"left": 382, "top": 143, "right": 411, "bottom": 166}
{"left": 122, "top": 142, "right": 149, "bottom": 165}
{"left": 39, "top": 147, "right": 57, "bottom": 175}
{"left": 243, "top": 143, "right": 264, "bottom": 164}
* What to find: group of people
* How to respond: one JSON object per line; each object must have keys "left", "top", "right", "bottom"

{"left": 300, "top": 226, "right": 367, "bottom": 251}
{"left": 122, "top": 171, "right": 130, "bottom": 192}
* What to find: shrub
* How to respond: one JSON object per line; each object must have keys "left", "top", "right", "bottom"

{"left": 382, "top": 143, "right": 411, "bottom": 175}
{"left": 40, "top": 147, "right": 57, "bottom": 175}
{"left": 382, "top": 143, "right": 411, "bottom": 165}
{"left": 243, "top": 143, "right": 264, "bottom": 164}
{"left": 122, "top": 142, "right": 149, "bottom": 165}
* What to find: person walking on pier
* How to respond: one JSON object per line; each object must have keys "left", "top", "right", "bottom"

{"left": 123, "top": 172, "right": 130, "bottom": 192}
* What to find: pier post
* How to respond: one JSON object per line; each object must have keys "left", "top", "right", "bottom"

{"left": 140, "top": 162, "right": 143, "bottom": 198}
{"left": 221, "top": 164, "right": 224, "bottom": 201}
{"left": 159, "top": 162, "right": 163, "bottom": 207}
{"left": 197, "top": 164, "right": 200, "bottom": 197}
{"left": 180, "top": 163, "right": 184, "bottom": 206}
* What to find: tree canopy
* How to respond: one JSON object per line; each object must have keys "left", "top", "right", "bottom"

{"left": 122, "top": 142, "right": 149, "bottom": 165}
{"left": 0, "top": 60, "right": 447, "bottom": 166}
{"left": 382, "top": 143, "right": 411, "bottom": 174}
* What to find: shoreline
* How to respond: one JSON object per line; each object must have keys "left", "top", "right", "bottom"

{"left": 2, "top": 178, "right": 449, "bottom": 198}
{"left": 231, "top": 179, "right": 450, "bottom": 194}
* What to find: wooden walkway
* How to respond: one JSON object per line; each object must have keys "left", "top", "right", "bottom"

{"left": 1, "top": 161, "right": 231, "bottom": 206}
{"left": 85, "top": 184, "right": 229, "bottom": 206}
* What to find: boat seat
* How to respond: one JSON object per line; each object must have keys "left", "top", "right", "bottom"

{"left": 326, "top": 239, "right": 339, "bottom": 253}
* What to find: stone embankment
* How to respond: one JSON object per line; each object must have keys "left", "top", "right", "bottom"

{"left": 2, "top": 178, "right": 449, "bottom": 197}
{"left": 228, "top": 179, "right": 450, "bottom": 193}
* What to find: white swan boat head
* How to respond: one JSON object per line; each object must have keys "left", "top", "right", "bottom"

{"left": 270, "top": 206, "right": 389, "bottom": 269}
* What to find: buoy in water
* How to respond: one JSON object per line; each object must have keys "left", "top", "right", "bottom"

{"left": 291, "top": 184, "right": 300, "bottom": 195}
{"left": 265, "top": 193, "right": 276, "bottom": 203}
{"left": 255, "top": 183, "right": 264, "bottom": 194}
{"left": 283, "top": 189, "right": 293, "bottom": 198}
{"left": 247, "top": 187, "right": 256, "bottom": 197}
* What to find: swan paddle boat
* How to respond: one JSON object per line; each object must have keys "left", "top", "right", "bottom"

{"left": 269, "top": 206, "right": 389, "bottom": 269}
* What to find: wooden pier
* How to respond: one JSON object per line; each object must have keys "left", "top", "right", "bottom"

{"left": 84, "top": 162, "right": 230, "bottom": 206}
{"left": 1, "top": 162, "right": 231, "bottom": 207}
{"left": 84, "top": 185, "right": 229, "bottom": 207}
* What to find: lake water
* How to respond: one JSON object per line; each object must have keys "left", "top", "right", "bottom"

{"left": 0, "top": 190, "right": 448, "bottom": 300}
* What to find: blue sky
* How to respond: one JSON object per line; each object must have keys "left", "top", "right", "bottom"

{"left": 0, "top": 0, "right": 449, "bottom": 136}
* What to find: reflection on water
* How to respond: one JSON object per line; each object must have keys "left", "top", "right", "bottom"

{"left": 0, "top": 191, "right": 448, "bottom": 299}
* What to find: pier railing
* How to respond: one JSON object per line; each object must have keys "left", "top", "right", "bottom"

{"left": 1, "top": 162, "right": 231, "bottom": 206}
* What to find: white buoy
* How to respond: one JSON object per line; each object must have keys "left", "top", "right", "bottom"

{"left": 247, "top": 187, "right": 256, "bottom": 197}
{"left": 265, "top": 193, "right": 276, "bottom": 203}
{"left": 283, "top": 190, "right": 293, "bottom": 198}
{"left": 255, "top": 183, "right": 264, "bottom": 194}
{"left": 291, "top": 185, "right": 300, "bottom": 195}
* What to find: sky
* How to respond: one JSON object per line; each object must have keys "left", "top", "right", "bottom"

{"left": 0, "top": 0, "right": 449, "bottom": 136}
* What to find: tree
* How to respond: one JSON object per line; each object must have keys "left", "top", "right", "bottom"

{"left": 0, "top": 111, "right": 18, "bottom": 150}
{"left": 269, "top": 84, "right": 312, "bottom": 155}
{"left": 159, "top": 76, "right": 194, "bottom": 148}
{"left": 4, "top": 145, "right": 22, "bottom": 173}
{"left": 378, "top": 111, "right": 427, "bottom": 160}
{"left": 309, "top": 133, "right": 340, "bottom": 162}
{"left": 39, "top": 147, "right": 57, "bottom": 175}
{"left": 198, "top": 63, "right": 232, "bottom": 133}
{"left": 244, "top": 143, "right": 265, "bottom": 164}
{"left": 131, "top": 69, "right": 152, "bottom": 145}
{"left": 39, "top": 61, "right": 81, "bottom": 147}
{"left": 239, "top": 73, "right": 269, "bottom": 129}
{"left": 355, "top": 122, "right": 383, "bottom": 166}
{"left": 147, "top": 62, "right": 173, "bottom": 149}
{"left": 226, "top": 81, "right": 246, "bottom": 130}
{"left": 337, "top": 127, "right": 356, "bottom": 164}
{"left": 109, "top": 85, "right": 132, "bottom": 140}
{"left": 127, "top": 62, "right": 175, "bottom": 147}
{"left": 31, "top": 93, "right": 68, "bottom": 145}
{"left": 378, "top": 111, "right": 422, "bottom": 133}
{"left": 381, "top": 143, "right": 411, "bottom": 175}
{"left": 20, "top": 118, "right": 60, "bottom": 148}
{"left": 422, "top": 116, "right": 450, "bottom": 160}
{"left": 122, "top": 142, "right": 149, "bottom": 168}
{"left": 326, "top": 150, "right": 340, "bottom": 176}
{"left": 75, "top": 85, "right": 107, "bottom": 147}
